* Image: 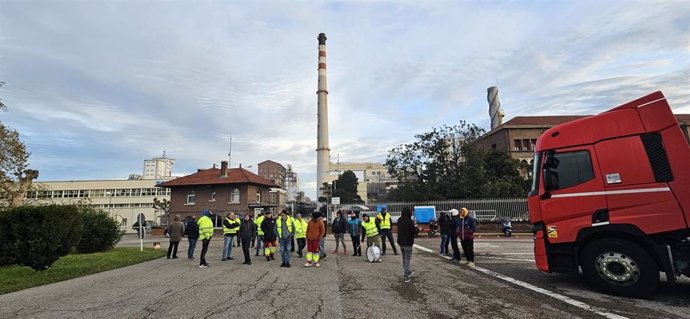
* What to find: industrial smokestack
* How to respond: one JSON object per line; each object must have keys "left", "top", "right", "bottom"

{"left": 487, "top": 86, "right": 505, "bottom": 130}
{"left": 316, "top": 33, "right": 330, "bottom": 195}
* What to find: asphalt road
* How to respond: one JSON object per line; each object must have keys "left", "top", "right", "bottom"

{"left": 1, "top": 235, "right": 688, "bottom": 318}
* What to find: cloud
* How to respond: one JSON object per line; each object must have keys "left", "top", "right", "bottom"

{"left": 1, "top": 1, "right": 688, "bottom": 198}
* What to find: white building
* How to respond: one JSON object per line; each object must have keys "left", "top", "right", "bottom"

{"left": 25, "top": 178, "right": 173, "bottom": 233}
{"left": 327, "top": 162, "right": 398, "bottom": 203}
{"left": 143, "top": 153, "right": 175, "bottom": 179}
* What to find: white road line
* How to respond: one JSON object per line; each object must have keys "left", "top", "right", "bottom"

{"left": 413, "top": 244, "right": 629, "bottom": 319}
{"left": 480, "top": 256, "right": 535, "bottom": 262}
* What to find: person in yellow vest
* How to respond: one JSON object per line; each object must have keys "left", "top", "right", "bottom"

{"left": 254, "top": 210, "right": 266, "bottom": 257}
{"left": 360, "top": 214, "right": 381, "bottom": 256}
{"left": 377, "top": 207, "right": 398, "bottom": 256}
{"left": 197, "top": 209, "right": 214, "bottom": 268}
{"left": 294, "top": 213, "right": 308, "bottom": 258}
{"left": 277, "top": 210, "right": 296, "bottom": 267}
{"left": 222, "top": 212, "right": 240, "bottom": 261}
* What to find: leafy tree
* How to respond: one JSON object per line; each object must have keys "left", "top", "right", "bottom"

{"left": 333, "top": 170, "right": 364, "bottom": 204}
{"left": 1, "top": 82, "right": 39, "bottom": 207}
{"left": 385, "top": 121, "right": 528, "bottom": 200}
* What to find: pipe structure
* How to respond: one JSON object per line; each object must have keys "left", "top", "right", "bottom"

{"left": 487, "top": 86, "right": 505, "bottom": 130}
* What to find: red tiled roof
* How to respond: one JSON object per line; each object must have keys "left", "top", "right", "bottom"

{"left": 159, "top": 167, "right": 279, "bottom": 188}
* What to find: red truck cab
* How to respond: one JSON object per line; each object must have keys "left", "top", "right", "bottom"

{"left": 528, "top": 91, "right": 690, "bottom": 297}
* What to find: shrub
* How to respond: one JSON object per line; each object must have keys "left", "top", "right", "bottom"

{"left": 0, "top": 205, "right": 83, "bottom": 270}
{"left": 76, "top": 207, "right": 123, "bottom": 253}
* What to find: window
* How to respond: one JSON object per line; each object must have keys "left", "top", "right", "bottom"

{"left": 186, "top": 191, "right": 196, "bottom": 204}
{"left": 256, "top": 190, "right": 261, "bottom": 203}
{"left": 544, "top": 151, "right": 594, "bottom": 190}
{"left": 121, "top": 218, "right": 128, "bottom": 227}
{"left": 514, "top": 139, "right": 523, "bottom": 151}
{"left": 210, "top": 191, "right": 216, "bottom": 202}
{"left": 230, "top": 189, "right": 240, "bottom": 203}
{"left": 269, "top": 193, "right": 276, "bottom": 205}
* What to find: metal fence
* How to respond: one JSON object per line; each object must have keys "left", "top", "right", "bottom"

{"left": 355, "top": 198, "right": 529, "bottom": 223}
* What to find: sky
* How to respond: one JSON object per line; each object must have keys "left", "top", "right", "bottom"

{"left": 1, "top": 0, "right": 689, "bottom": 199}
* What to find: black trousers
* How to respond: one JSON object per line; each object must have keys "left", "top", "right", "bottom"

{"left": 241, "top": 238, "right": 251, "bottom": 262}
{"left": 380, "top": 229, "right": 397, "bottom": 254}
{"left": 450, "top": 235, "right": 461, "bottom": 261}
{"left": 291, "top": 236, "right": 295, "bottom": 252}
{"left": 460, "top": 239, "right": 474, "bottom": 262}
{"left": 350, "top": 235, "right": 361, "bottom": 256}
{"left": 167, "top": 241, "right": 179, "bottom": 258}
{"left": 200, "top": 239, "right": 210, "bottom": 266}
{"left": 296, "top": 238, "right": 306, "bottom": 257}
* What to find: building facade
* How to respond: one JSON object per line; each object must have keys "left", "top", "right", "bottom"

{"left": 328, "top": 162, "right": 399, "bottom": 203}
{"left": 144, "top": 154, "right": 175, "bottom": 179}
{"left": 160, "top": 161, "right": 278, "bottom": 221}
{"left": 24, "top": 178, "right": 173, "bottom": 233}
{"left": 257, "top": 160, "right": 286, "bottom": 188}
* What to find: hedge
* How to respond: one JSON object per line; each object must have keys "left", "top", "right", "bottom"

{"left": 76, "top": 207, "right": 123, "bottom": 253}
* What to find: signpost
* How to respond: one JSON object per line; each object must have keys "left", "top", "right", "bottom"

{"left": 331, "top": 197, "right": 340, "bottom": 205}
{"left": 137, "top": 213, "right": 146, "bottom": 252}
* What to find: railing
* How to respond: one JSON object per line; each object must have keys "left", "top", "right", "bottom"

{"left": 361, "top": 198, "right": 529, "bottom": 222}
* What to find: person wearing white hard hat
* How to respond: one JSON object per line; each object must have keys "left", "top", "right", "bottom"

{"left": 448, "top": 209, "right": 461, "bottom": 263}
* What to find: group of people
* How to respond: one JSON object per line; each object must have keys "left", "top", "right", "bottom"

{"left": 437, "top": 207, "right": 476, "bottom": 268}
{"left": 163, "top": 205, "right": 476, "bottom": 283}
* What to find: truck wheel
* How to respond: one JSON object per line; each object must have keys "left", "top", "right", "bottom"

{"left": 580, "top": 239, "right": 658, "bottom": 298}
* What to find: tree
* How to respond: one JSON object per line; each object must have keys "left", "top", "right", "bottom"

{"left": 1, "top": 82, "right": 39, "bottom": 208}
{"left": 385, "top": 121, "right": 528, "bottom": 200}
{"left": 332, "top": 170, "right": 364, "bottom": 204}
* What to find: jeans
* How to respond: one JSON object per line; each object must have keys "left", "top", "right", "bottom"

{"left": 241, "top": 238, "right": 251, "bottom": 262}
{"left": 319, "top": 237, "right": 327, "bottom": 258}
{"left": 187, "top": 238, "right": 198, "bottom": 259}
{"left": 401, "top": 245, "right": 413, "bottom": 280}
{"left": 450, "top": 235, "right": 460, "bottom": 261}
{"left": 167, "top": 241, "right": 179, "bottom": 258}
{"left": 296, "top": 238, "right": 306, "bottom": 257}
{"left": 350, "top": 234, "right": 361, "bottom": 255}
{"left": 255, "top": 235, "right": 264, "bottom": 256}
{"left": 440, "top": 234, "right": 450, "bottom": 254}
{"left": 223, "top": 235, "right": 235, "bottom": 260}
{"left": 460, "top": 239, "right": 475, "bottom": 262}
{"left": 334, "top": 233, "right": 346, "bottom": 251}
{"left": 380, "top": 229, "right": 397, "bottom": 254}
{"left": 200, "top": 239, "right": 210, "bottom": 266}
{"left": 279, "top": 237, "right": 292, "bottom": 264}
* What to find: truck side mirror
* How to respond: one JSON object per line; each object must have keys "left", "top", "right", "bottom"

{"left": 542, "top": 151, "right": 559, "bottom": 192}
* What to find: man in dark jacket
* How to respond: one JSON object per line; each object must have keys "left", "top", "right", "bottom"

{"left": 331, "top": 210, "right": 348, "bottom": 254}
{"left": 448, "top": 209, "right": 461, "bottom": 263}
{"left": 438, "top": 211, "right": 450, "bottom": 256}
{"left": 238, "top": 213, "right": 256, "bottom": 265}
{"left": 261, "top": 213, "right": 277, "bottom": 261}
{"left": 184, "top": 216, "right": 199, "bottom": 260}
{"left": 459, "top": 207, "right": 477, "bottom": 268}
{"left": 167, "top": 215, "right": 185, "bottom": 259}
{"left": 397, "top": 207, "right": 418, "bottom": 283}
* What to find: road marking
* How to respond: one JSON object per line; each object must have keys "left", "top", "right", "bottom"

{"left": 413, "top": 244, "right": 629, "bottom": 319}
{"left": 480, "top": 256, "right": 535, "bottom": 262}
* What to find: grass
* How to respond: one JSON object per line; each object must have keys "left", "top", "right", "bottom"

{"left": 0, "top": 248, "right": 165, "bottom": 295}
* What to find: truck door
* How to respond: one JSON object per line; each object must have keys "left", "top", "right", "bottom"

{"left": 540, "top": 146, "right": 607, "bottom": 245}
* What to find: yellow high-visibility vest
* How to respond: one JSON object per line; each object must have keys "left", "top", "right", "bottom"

{"left": 255, "top": 215, "right": 265, "bottom": 236}
{"left": 223, "top": 217, "right": 239, "bottom": 235}
{"left": 197, "top": 215, "right": 214, "bottom": 240}
{"left": 377, "top": 213, "right": 391, "bottom": 230}
{"left": 362, "top": 218, "right": 379, "bottom": 238}
{"left": 276, "top": 216, "right": 294, "bottom": 238}
{"left": 294, "top": 219, "right": 308, "bottom": 239}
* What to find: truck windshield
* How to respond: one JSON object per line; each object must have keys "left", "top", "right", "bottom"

{"left": 529, "top": 152, "right": 542, "bottom": 196}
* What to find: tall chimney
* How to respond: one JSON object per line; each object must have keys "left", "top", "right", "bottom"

{"left": 316, "top": 33, "right": 330, "bottom": 195}
{"left": 487, "top": 86, "right": 505, "bottom": 130}
{"left": 220, "top": 160, "right": 228, "bottom": 177}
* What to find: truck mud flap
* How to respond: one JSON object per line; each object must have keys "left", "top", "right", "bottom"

{"left": 534, "top": 230, "right": 550, "bottom": 272}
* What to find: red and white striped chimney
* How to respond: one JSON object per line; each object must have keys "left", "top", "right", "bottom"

{"left": 316, "top": 33, "right": 330, "bottom": 194}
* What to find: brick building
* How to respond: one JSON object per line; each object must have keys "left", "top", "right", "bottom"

{"left": 159, "top": 161, "right": 278, "bottom": 221}
{"left": 257, "top": 160, "right": 286, "bottom": 188}
{"left": 475, "top": 114, "right": 690, "bottom": 178}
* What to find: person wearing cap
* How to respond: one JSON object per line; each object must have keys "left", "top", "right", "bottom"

{"left": 222, "top": 212, "right": 240, "bottom": 261}
{"left": 276, "top": 210, "right": 295, "bottom": 267}
{"left": 197, "top": 209, "right": 214, "bottom": 268}
{"left": 376, "top": 207, "right": 398, "bottom": 256}
{"left": 360, "top": 214, "right": 381, "bottom": 258}
{"left": 448, "top": 209, "right": 461, "bottom": 263}
{"left": 331, "top": 210, "right": 348, "bottom": 254}
{"left": 305, "top": 212, "right": 326, "bottom": 268}
{"left": 294, "top": 213, "right": 308, "bottom": 258}
{"left": 261, "top": 211, "right": 278, "bottom": 261}
{"left": 459, "top": 207, "right": 477, "bottom": 268}
{"left": 254, "top": 210, "right": 267, "bottom": 256}
{"left": 397, "top": 207, "right": 419, "bottom": 282}
{"left": 347, "top": 211, "right": 362, "bottom": 256}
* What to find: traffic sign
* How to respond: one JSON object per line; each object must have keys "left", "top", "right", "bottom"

{"left": 331, "top": 197, "right": 340, "bottom": 205}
